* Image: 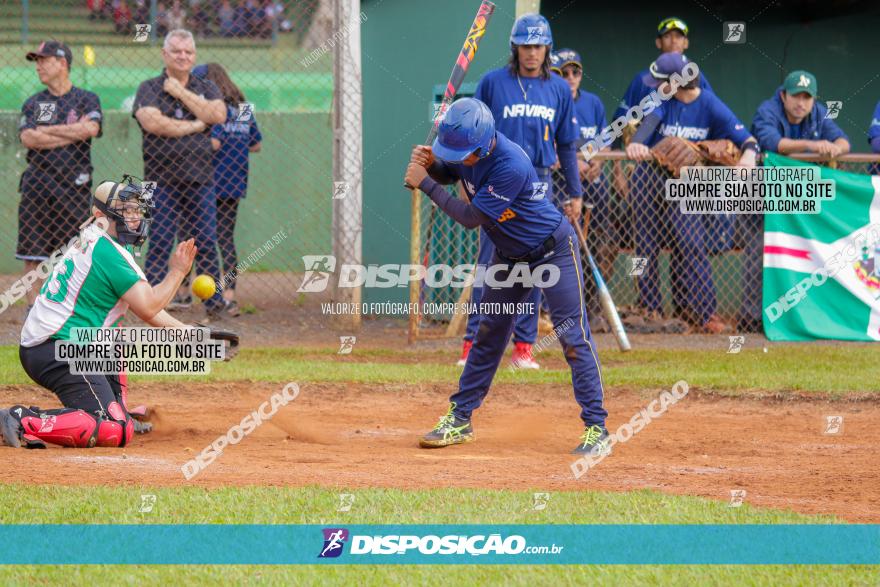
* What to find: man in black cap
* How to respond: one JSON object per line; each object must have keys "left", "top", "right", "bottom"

{"left": 17, "top": 40, "right": 103, "bottom": 308}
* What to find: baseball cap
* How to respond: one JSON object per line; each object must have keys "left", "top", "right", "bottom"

{"left": 26, "top": 40, "right": 73, "bottom": 67}
{"left": 657, "top": 16, "right": 689, "bottom": 37}
{"left": 192, "top": 64, "right": 208, "bottom": 78}
{"left": 550, "top": 48, "right": 582, "bottom": 74}
{"left": 783, "top": 70, "right": 818, "bottom": 97}
{"left": 643, "top": 52, "right": 692, "bottom": 87}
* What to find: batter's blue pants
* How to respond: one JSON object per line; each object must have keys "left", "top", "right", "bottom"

{"left": 630, "top": 162, "right": 717, "bottom": 323}
{"left": 144, "top": 181, "right": 224, "bottom": 309}
{"left": 452, "top": 221, "right": 607, "bottom": 427}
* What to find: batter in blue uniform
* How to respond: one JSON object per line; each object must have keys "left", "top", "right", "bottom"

{"left": 404, "top": 98, "right": 608, "bottom": 455}
{"left": 625, "top": 52, "right": 758, "bottom": 333}
{"left": 459, "top": 13, "right": 583, "bottom": 370}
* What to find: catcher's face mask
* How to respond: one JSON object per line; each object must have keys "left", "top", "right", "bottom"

{"left": 94, "top": 175, "right": 154, "bottom": 247}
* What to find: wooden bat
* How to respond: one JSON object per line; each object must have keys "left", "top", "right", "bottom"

{"left": 407, "top": 1, "right": 496, "bottom": 342}
{"left": 569, "top": 219, "right": 632, "bottom": 352}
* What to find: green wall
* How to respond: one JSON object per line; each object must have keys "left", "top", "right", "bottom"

{"left": 361, "top": 0, "right": 519, "bottom": 304}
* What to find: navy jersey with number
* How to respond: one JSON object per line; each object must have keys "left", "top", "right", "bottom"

{"left": 443, "top": 132, "right": 562, "bottom": 257}
{"left": 475, "top": 66, "right": 579, "bottom": 169}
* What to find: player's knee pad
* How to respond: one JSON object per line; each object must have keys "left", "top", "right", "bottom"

{"left": 96, "top": 402, "right": 133, "bottom": 448}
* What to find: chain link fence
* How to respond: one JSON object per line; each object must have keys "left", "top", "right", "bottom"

{"left": 411, "top": 151, "right": 880, "bottom": 339}
{"left": 0, "top": 0, "right": 362, "bottom": 322}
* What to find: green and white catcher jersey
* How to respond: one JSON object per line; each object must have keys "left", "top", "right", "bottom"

{"left": 21, "top": 223, "right": 145, "bottom": 347}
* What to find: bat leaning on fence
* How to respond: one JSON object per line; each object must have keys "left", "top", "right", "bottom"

{"left": 569, "top": 219, "right": 632, "bottom": 352}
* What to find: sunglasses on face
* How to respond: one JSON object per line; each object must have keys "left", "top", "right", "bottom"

{"left": 561, "top": 67, "right": 582, "bottom": 79}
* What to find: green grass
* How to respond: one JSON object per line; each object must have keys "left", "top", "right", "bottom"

{"left": 0, "top": 486, "right": 876, "bottom": 585}
{"left": 1, "top": 344, "right": 875, "bottom": 397}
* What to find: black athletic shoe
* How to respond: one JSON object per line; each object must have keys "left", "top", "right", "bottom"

{"left": 133, "top": 419, "right": 153, "bottom": 434}
{"left": 0, "top": 409, "right": 21, "bottom": 448}
{"left": 419, "top": 403, "right": 474, "bottom": 448}
{"left": 572, "top": 424, "right": 611, "bottom": 456}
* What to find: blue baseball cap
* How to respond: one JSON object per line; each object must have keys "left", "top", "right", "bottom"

{"left": 192, "top": 64, "right": 208, "bottom": 77}
{"left": 643, "top": 52, "right": 692, "bottom": 88}
{"left": 550, "top": 48, "right": 582, "bottom": 74}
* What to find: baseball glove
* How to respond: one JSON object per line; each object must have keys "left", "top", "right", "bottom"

{"left": 651, "top": 136, "right": 704, "bottom": 177}
{"left": 208, "top": 328, "right": 240, "bottom": 361}
{"left": 696, "top": 139, "right": 741, "bottom": 166}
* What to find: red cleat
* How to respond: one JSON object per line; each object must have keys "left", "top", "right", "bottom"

{"left": 456, "top": 340, "right": 473, "bottom": 367}
{"left": 511, "top": 342, "right": 540, "bottom": 370}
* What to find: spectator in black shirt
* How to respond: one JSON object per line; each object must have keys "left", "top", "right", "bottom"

{"left": 133, "top": 29, "right": 228, "bottom": 316}
{"left": 17, "top": 40, "right": 102, "bottom": 307}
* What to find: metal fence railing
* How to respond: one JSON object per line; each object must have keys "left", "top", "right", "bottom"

{"left": 410, "top": 152, "right": 880, "bottom": 339}
{"left": 1, "top": 0, "right": 363, "bottom": 323}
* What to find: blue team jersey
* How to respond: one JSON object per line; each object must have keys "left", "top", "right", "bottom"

{"left": 474, "top": 67, "right": 580, "bottom": 169}
{"left": 572, "top": 88, "right": 607, "bottom": 148}
{"left": 868, "top": 100, "right": 880, "bottom": 141}
{"left": 642, "top": 90, "right": 751, "bottom": 148}
{"left": 614, "top": 68, "right": 713, "bottom": 120}
{"left": 211, "top": 103, "right": 262, "bottom": 199}
{"left": 444, "top": 132, "right": 562, "bottom": 257}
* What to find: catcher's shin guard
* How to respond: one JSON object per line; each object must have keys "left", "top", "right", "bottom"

{"left": 12, "top": 403, "right": 134, "bottom": 448}
{"left": 115, "top": 372, "right": 148, "bottom": 419}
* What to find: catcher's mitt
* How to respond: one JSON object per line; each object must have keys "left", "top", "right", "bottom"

{"left": 651, "top": 136, "right": 703, "bottom": 177}
{"left": 696, "top": 139, "right": 741, "bottom": 166}
{"left": 208, "top": 328, "right": 240, "bottom": 361}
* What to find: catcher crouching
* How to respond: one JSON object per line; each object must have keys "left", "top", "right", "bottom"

{"left": 0, "top": 176, "right": 197, "bottom": 449}
{"left": 625, "top": 52, "right": 759, "bottom": 334}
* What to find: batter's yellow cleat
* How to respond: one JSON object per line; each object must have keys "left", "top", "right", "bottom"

{"left": 419, "top": 402, "right": 474, "bottom": 448}
{"left": 572, "top": 424, "right": 611, "bottom": 456}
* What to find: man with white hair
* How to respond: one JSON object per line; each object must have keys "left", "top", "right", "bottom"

{"left": 133, "top": 29, "right": 227, "bottom": 316}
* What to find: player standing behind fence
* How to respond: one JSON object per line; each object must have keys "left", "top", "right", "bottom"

{"left": 17, "top": 40, "right": 102, "bottom": 311}
{"left": 458, "top": 13, "right": 583, "bottom": 370}
{"left": 133, "top": 29, "right": 228, "bottom": 318}
{"left": 744, "top": 70, "right": 850, "bottom": 333}
{"left": 613, "top": 17, "right": 713, "bottom": 123}
{"left": 193, "top": 63, "right": 262, "bottom": 317}
{"left": 550, "top": 49, "right": 618, "bottom": 332}
{"left": 625, "top": 52, "right": 758, "bottom": 333}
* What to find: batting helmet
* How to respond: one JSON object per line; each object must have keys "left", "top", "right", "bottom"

{"left": 510, "top": 13, "right": 553, "bottom": 47}
{"left": 431, "top": 98, "right": 495, "bottom": 163}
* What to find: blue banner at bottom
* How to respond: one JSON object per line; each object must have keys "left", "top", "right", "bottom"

{"left": 0, "top": 525, "right": 877, "bottom": 564}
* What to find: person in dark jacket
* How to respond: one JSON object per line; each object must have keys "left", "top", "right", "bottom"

{"left": 739, "top": 70, "right": 850, "bottom": 333}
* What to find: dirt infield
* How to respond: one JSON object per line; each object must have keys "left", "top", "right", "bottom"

{"left": 0, "top": 381, "right": 876, "bottom": 522}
